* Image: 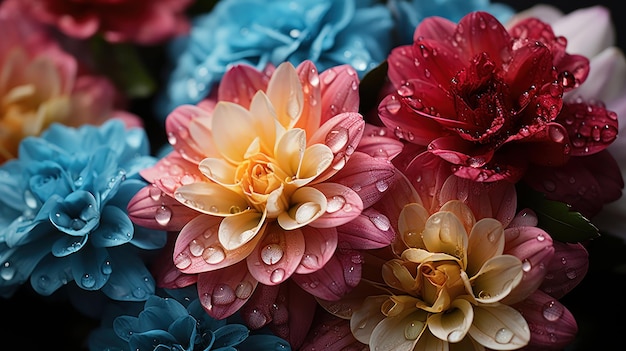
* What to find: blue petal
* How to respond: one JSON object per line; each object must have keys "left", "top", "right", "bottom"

{"left": 90, "top": 206, "right": 134, "bottom": 248}
{"left": 212, "top": 324, "right": 250, "bottom": 348}
{"left": 101, "top": 248, "right": 155, "bottom": 301}
{"left": 51, "top": 231, "right": 88, "bottom": 257}
{"left": 29, "top": 253, "right": 73, "bottom": 296}
{"left": 113, "top": 315, "right": 141, "bottom": 342}
{"left": 237, "top": 334, "right": 292, "bottom": 351}
{"left": 49, "top": 190, "right": 99, "bottom": 237}
{"left": 26, "top": 160, "right": 74, "bottom": 203}
{"left": 129, "top": 330, "right": 179, "bottom": 351}
{"left": 168, "top": 316, "right": 197, "bottom": 349}
{"left": 70, "top": 244, "right": 111, "bottom": 291}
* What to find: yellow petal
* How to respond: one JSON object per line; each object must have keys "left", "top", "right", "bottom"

{"left": 382, "top": 259, "right": 420, "bottom": 293}
{"left": 467, "top": 218, "right": 505, "bottom": 276}
{"left": 427, "top": 298, "right": 474, "bottom": 343}
{"left": 174, "top": 182, "right": 248, "bottom": 215}
{"left": 439, "top": 200, "right": 476, "bottom": 235}
{"left": 294, "top": 143, "right": 333, "bottom": 185}
{"left": 275, "top": 128, "right": 306, "bottom": 177}
{"left": 211, "top": 101, "right": 260, "bottom": 163}
{"left": 370, "top": 306, "right": 429, "bottom": 351}
{"left": 470, "top": 255, "right": 523, "bottom": 303}
{"left": 398, "top": 203, "right": 430, "bottom": 249}
{"left": 198, "top": 157, "right": 238, "bottom": 188}
{"left": 266, "top": 61, "right": 303, "bottom": 129}
{"left": 422, "top": 211, "right": 468, "bottom": 265}
{"left": 218, "top": 210, "right": 266, "bottom": 250}
{"left": 248, "top": 91, "right": 280, "bottom": 153}
{"left": 468, "top": 304, "right": 530, "bottom": 350}
{"left": 277, "top": 186, "right": 327, "bottom": 229}
{"left": 350, "top": 295, "right": 388, "bottom": 344}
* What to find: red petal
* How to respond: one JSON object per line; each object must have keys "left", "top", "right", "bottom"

{"left": 196, "top": 261, "right": 259, "bottom": 319}
{"left": 246, "top": 223, "right": 305, "bottom": 285}
{"left": 357, "top": 124, "right": 404, "bottom": 161}
{"left": 455, "top": 12, "right": 512, "bottom": 64}
{"left": 501, "top": 226, "right": 555, "bottom": 304}
{"left": 151, "top": 234, "right": 198, "bottom": 289}
{"left": 127, "top": 184, "right": 201, "bottom": 231}
{"left": 294, "top": 60, "right": 322, "bottom": 133}
{"left": 512, "top": 290, "right": 578, "bottom": 350}
{"left": 240, "top": 284, "right": 279, "bottom": 329}
{"left": 539, "top": 241, "right": 588, "bottom": 299}
{"left": 268, "top": 281, "right": 318, "bottom": 349}
{"left": 557, "top": 102, "right": 619, "bottom": 156}
{"left": 300, "top": 309, "right": 366, "bottom": 351}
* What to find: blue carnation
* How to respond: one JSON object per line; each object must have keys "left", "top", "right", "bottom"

{"left": 388, "top": 0, "right": 515, "bottom": 45}
{"left": 88, "top": 287, "right": 292, "bottom": 351}
{"left": 0, "top": 120, "right": 166, "bottom": 301}
{"left": 155, "top": 0, "right": 394, "bottom": 119}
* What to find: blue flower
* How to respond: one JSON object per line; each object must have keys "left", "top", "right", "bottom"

{"left": 88, "top": 286, "right": 292, "bottom": 351}
{"left": 0, "top": 120, "right": 166, "bottom": 301}
{"left": 155, "top": 0, "right": 394, "bottom": 119}
{"left": 388, "top": 0, "right": 515, "bottom": 45}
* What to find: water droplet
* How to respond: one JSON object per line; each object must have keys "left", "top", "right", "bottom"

{"left": 536, "top": 233, "right": 545, "bottom": 242}
{"left": 495, "top": 328, "right": 514, "bottom": 343}
{"left": 148, "top": 186, "right": 162, "bottom": 201}
{"left": 270, "top": 268, "right": 285, "bottom": 283}
{"left": 385, "top": 98, "right": 401, "bottom": 114}
{"left": 565, "top": 268, "right": 577, "bottom": 280}
{"left": 542, "top": 300, "right": 564, "bottom": 321}
{"left": 132, "top": 286, "right": 146, "bottom": 299}
{"left": 326, "top": 195, "right": 346, "bottom": 213}
{"left": 261, "top": 244, "right": 284, "bottom": 265}
{"left": 404, "top": 320, "right": 424, "bottom": 340}
{"left": 81, "top": 273, "right": 95, "bottom": 288}
{"left": 247, "top": 308, "right": 268, "bottom": 329}
{"left": 174, "top": 252, "right": 192, "bottom": 269}
{"left": 1, "top": 262, "right": 15, "bottom": 280}
{"left": 522, "top": 259, "right": 531, "bottom": 272}
{"left": 375, "top": 179, "right": 389, "bottom": 192}
{"left": 212, "top": 284, "right": 236, "bottom": 305}
{"left": 301, "top": 254, "right": 320, "bottom": 269}
{"left": 155, "top": 206, "right": 172, "bottom": 226}
{"left": 369, "top": 213, "right": 391, "bottom": 231}
{"left": 189, "top": 239, "right": 205, "bottom": 256}
{"left": 167, "top": 132, "right": 177, "bottom": 145}
{"left": 325, "top": 127, "right": 349, "bottom": 153}
{"left": 37, "top": 275, "right": 50, "bottom": 290}
{"left": 235, "top": 281, "right": 254, "bottom": 299}
{"left": 24, "top": 190, "right": 37, "bottom": 209}
{"left": 101, "top": 260, "right": 112, "bottom": 275}
{"left": 203, "top": 246, "right": 226, "bottom": 264}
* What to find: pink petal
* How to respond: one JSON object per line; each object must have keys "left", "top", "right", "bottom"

{"left": 240, "top": 284, "right": 280, "bottom": 329}
{"left": 357, "top": 123, "right": 404, "bottom": 161}
{"left": 309, "top": 112, "right": 365, "bottom": 183}
{"left": 127, "top": 184, "right": 201, "bottom": 231}
{"left": 309, "top": 183, "right": 363, "bottom": 228}
{"left": 337, "top": 207, "right": 396, "bottom": 250}
{"left": 139, "top": 151, "right": 203, "bottom": 196}
{"left": 267, "top": 281, "right": 318, "bottom": 349}
{"left": 291, "top": 248, "right": 362, "bottom": 301}
{"left": 331, "top": 151, "right": 397, "bottom": 209}
{"left": 539, "top": 241, "right": 589, "bottom": 299}
{"left": 246, "top": 223, "right": 305, "bottom": 285}
{"left": 401, "top": 151, "right": 451, "bottom": 212}
{"left": 151, "top": 234, "right": 198, "bottom": 289}
{"left": 512, "top": 290, "right": 578, "bottom": 350}
{"left": 501, "top": 226, "right": 555, "bottom": 304}
{"left": 294, "top": 60, "right": 322, "bottom": 133}
{"left": 217, "top": 63, "right": 270, "bottom": 108}
{"left": 173, "top": 215, "right": 264, "bottom": 273}
{"left": 319, "top": 64, "right": 360, "bottom": 123}
{"left": 165, "top": 104, "right": 217, "bottom": 164}
{"left": 196, "top": 261, "right": 259, "bottom": 319}
{"left": 300, "top": 309, "right": 365, "bottom": 351}
{"left": 295, "top": 226, "right": 338, "bottom": 274}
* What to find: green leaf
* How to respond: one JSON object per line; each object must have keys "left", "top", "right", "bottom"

{"left": 516, "top": 184, "right": 599, "bottom": 243}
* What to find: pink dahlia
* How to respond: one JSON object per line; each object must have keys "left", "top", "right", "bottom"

{"left": 378, "top": 11, "right": 619, "bottom": 190}
{"left": 10, "top": 0, "right": 193, "bottom": 45}
{"left": 0, "top": 2, "right": 138, "bottom": 163}
{"left": 128, "top": 60, "right": 398, "bottom": 347}
{"left": 315, "top": 153, "right": 587, "bottom": 350}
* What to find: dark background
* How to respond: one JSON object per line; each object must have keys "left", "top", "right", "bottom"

{"left": 2, "top": 1, "right": 625, "bottom": 350}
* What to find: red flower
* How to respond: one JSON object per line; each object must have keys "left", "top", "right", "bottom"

{"left": 379, "top": 11, "right": 618, "bottom": 185}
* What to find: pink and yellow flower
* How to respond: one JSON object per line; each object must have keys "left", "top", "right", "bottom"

{"left": 378, "top": 11, "right": 619, "bottom": 189}
{"left": 0, "top": 2, "right": 138, "bottom": 164}
{"left": 314, "top": 153, "right": 586, "bottom": 351}
{"left": 128, "top": 60, "right": 398, "bottom": 347}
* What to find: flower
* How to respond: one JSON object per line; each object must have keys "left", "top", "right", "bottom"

{"left": 9, "top": 0, "right": 194, "bottom": 45}
{"left": 0, "top": 120, "right": 166, "bottom": 301}
{"left": 88, "top": 286, "right": 292, "bottom": 351}
{"left": 387, "top": 0, "right": 515, "bottom": 45}
{"left": 0, "top": 1, "right": 139, "bottom": 164}
{"left": 155, "top": 0, "right": 394, "bottom": 118}
{"left": 316, "top": 155, "right": 586, "bottom": 350}
{"left": 129, "top": 60, "right": 398, "bottom": 347}
{"left": 377, "top": 11, "right": 620, "bottom": 191}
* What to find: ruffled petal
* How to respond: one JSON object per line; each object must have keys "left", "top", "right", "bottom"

{"left": 466, "top": 218, "right": 505, "bottom": 276}
{"left": 369, "top": 307, "right": 427, "bottom": 351}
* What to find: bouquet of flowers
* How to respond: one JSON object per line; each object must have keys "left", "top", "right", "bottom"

{"left": 1, "top": 0, "right": 624, "bottom": 350}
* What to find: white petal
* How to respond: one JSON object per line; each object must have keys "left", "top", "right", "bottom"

{"left": 470, "top": 255, "right": 523, "bottom": 304}
{"left": 398, "top": 203, "right": 429, "bottom": 249}
{"left": 267, "top": 62, "right": 304, "bottom": 129}
{"left": 427, "top": 298, "right": 474, "bottom": 343}
{"left": 468, "top": 304, "right": 530, "bottom": 350}
{"left": 174, "top": 182, "right": 247, "bottom": 215}
{"left": 277, "top": 186, "right": 327, "bottom": 230}
{"left": 466, "top": 218, "right": 505, "bottom": 276}
{"left": 275, "top": 128, "right": 306, "bottom": 177}
{"left": 218, "top": 210, "right": 266, "bottom": 250}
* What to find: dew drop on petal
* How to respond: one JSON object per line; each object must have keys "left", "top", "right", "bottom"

{"left": 235, "top": 281, "right": 254, "bottom": 299}
{"left": 325, "top": 127, "right": 349, "bottom": 153}
{"left": 386, "top": 98, "right": 402, "bottom": 114}
{"left": 174, "top": 252, "right": 192, "bottom": 269}
{"left": 522, "top": 259, "right": 532, "bottom": 272}
{"left": 565, "top": 268, "right": 577, "bottom": 280}
{"left": 542, "top": 180, "right": 556, "bottom": 192}
{"left": 542, "top": 300, "right": 564, "bottom": 321}
{"left": 212, "top": 284, "right": 236, "bottom": 305}
{"left": 203, "top": 246, "right": 226, "bottom": 264}
{"left": 326, "top": 195, "right": 346, "bottom": 213}
{"left": 0, "top": 262, "right": 15, "bottom": 281}
{"left": 155, "top": 206, "right": 172, "bottom": 226}
{"left": 261, "top": 244, "right": 284, "bottom": 265}
{"left": 247, "top": 309, "right": 268, "bottom": 329}
{"left": 149, "top": 186, "right": 162, "bottom": 201}
{"left": 167, "top": 132, "right": 177, "bottom": 145}
{"left": 495, "top": 328, "right": 514, "bottom": 344}
{"left": 375, "top": 179, "right": 389, "bottom": 192}
{"left": 189, "top": 239, "right": 204, "bottom": 256}
{"left": 536, "top": 233, "right": 545, "bottom": 241}
{"left": 101, "top": 260, "right": 112, "bottom": 275}
{"left": 132, "top": 287, "right": 146, "bottom": 299}
{"left": 270, "top": 268, "right": 285, "bottom": 283}
{"left": 404, "top": 320, "right": 424, "bottom": 340}
{"left": 369, "top": 213, "right": 391, "bottom": 231}
{"left": 301, "top": 254, "right": 319, "bottom": 269}
{"left": 81, "top": 273, "right": 95, "bottom": 288}
{"left": 37, "top": 275, "right": 50, "bottom": 290}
